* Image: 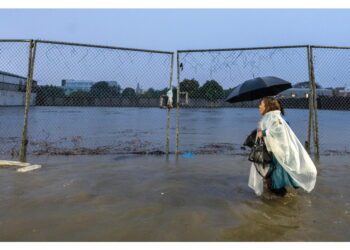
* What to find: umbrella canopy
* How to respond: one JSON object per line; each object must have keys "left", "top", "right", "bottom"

{"left": 225, "top": 76, "right": 292, "bottom": 103}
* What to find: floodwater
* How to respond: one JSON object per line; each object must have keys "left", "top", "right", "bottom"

{"left": 0, "top": 107, "right": 349, "bottom": 157}
{"left": 0, "top": 154, "right": 349, "bottom": 241}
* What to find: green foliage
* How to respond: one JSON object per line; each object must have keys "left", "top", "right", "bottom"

{"left": 35, "top": 85, "right": 66, "bottom": 98}
{"left": 143, "top": 88, "right": 157, "bottom": 98}
{"left": 122, "top": 87, "right": 136, "bottom": 98}
{"left": 69, "top": 90, "right": 91, "bottom": 98}
{"left": 34, "top": 85, "right": 65, "bottom": 105}
{"left": 142, "top": 87, "right": 169, "bottom": 98}
{"left": 199, "top": 80, "right": 224, "bottom": 102}
{"left": 171, "top": 87, "right": 177, "bottom": 103}
{"left": 223, "top": 88, "right": 234, "bottom": 99}
{"left": 90, "top": 81, "right": 121, "bottom": 98}
{"left": 180, "top": 78, "right": 200, "bottom": 98}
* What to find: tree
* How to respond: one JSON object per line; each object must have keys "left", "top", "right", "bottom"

{"left": 180, "top": 78, "right": 200, "bottom": 98}
{"left": 34, "top": 85, "right": 66, "bottom": 105}
{"left": 90, "top": 81, "right": 109, "bottom": 97}
{"left": 122, "top": 87, "right": 136, "bottom": 99}
{"left": 110, "top": 85, "right": 121, "bottom": 97}
{"left": 143, "top": 88, "right": 158, "bottom": 98}
{"left": 90, "top": 81, "right": 120, "bottom": 98}
{"left": 199, "top": 80, "right": 224, "bottom": 102}
{"left": 69, "top": 90, "right": 91, "bottom": 98}
{"left": 171, "top": 87, "right": 178, "bottom": 104}
{"left": 35, "top": 85, "right": 65, "bottom": 97}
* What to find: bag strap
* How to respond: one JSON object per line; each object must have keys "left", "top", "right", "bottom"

{"left": 253, "top": 162, "right": 267, "bottom": 178}
{"left": 255, "top": 135, "right": 264, "bottom": 145}
{"left": 253, "top": 161, "right": 275, "bottom": 179}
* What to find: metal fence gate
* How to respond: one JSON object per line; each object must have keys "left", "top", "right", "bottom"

{"left": 175, "top": 45, "right": 345, "bottom": 159}
{"left": 1, "top": 40, "right": 350, "bottom": 161}
{"left": 0, "top": 40, "right": 32, "bottom": 160}
{"left": 311, "top": 46, "right": 350, "bottom": 155}
{"left": 0, "top": 40, "right": 174, "bottom": 161}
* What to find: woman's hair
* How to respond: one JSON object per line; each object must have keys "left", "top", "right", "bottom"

{"left": 276, "top": 99, "right": 285, "bottom": 116}
{"left": 261, "top": 96, "right": 285, "bottom": 115}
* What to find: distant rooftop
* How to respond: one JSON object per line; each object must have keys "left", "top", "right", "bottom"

{"left": 0, "top": 70, "right": 28, "bottom": 80}
{"left": 293, "top": 81, "right": 322, "bottom": 89}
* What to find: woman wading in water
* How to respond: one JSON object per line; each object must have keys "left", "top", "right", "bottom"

{"left": 248, "top": 97, "right": 317, "bottom": 197}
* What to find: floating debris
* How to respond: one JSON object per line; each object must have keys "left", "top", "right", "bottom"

{"left": 0, "top": 160, "right": 42, "bottom": 173}
{"left": 183, "top": 152, "right": 195, "bottom": 158}
{"left": 0, "top": 160, "right": 30, "bottom": 167}
{"left": 17, "top": 164, "right": 42, "bottom": 173}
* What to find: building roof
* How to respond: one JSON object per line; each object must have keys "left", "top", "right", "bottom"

{"left": 0, "top": 70, "right": 27, "bottom": 80}
{"left": 293, "top": 81, "right": 322, "bottom": 89}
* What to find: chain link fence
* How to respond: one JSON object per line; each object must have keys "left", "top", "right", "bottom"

{"left": 1, "top": 40, "right": 350, "bottom": 160}
{"left": 312, "top": 46, "right": 350, "bottom": 154}
{"left": 0, "top": 40, "right": 174, "bottom": 159}
{"left": 175, "top": 46, "right": 345, "bottom": 157}
{"left": 0, "top": 40, "right": 32, "bottom": 159}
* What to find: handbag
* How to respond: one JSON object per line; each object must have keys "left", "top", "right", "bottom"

{"left": 243, "top": 129, "right": 257, "bottom": 148}
{"left": 248, "top": 137, "right": 272, "bottom": 165}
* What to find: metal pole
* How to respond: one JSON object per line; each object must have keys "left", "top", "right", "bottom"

{"left": 306, "top": 46, "right": 313, "bottom": 154}
{"left": 0, "top": 39, "right": 33, "bottom": 43}
{"left": 306, "top": 95, "right": 312, "bottom": 153}
{"left": 19, "top": 40, "right": 37, "bottom": 162}
{"left": 178, "top": 45, "right": 309, "bottom": 53}
{"left": 175, "top": 52, "right": 181, "bottom": 155}
{"left": 307, "top": 45, "right": 320, "bottom": 161}
{"left": 165, "top": 54, "right": 174, "bottom": 156}
{"left": 309, "top": 47, "right": 320, "bottom": 161}
{"left": 311, "top": 45, "right": 350, "bottom": 50}
{"left": 35, "top": 39, "right": 173, "bottom": 55}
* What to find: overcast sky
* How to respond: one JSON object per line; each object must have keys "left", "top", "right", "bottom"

{"left": 1, "top": 8, "right": 350, "bottom": 89}
{"left": 1, "top": 8, "right": 350, "bottom": 51}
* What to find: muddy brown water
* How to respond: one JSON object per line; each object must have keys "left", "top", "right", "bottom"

{"left": 0, "top": 154, "right": 349, "bottom": 241}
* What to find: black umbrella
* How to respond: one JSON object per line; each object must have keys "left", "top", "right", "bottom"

{"left": 225, "top": 76, "right": 292, "bottom": 103}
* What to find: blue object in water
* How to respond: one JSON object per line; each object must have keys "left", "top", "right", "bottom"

{"left": 182, "top": 152, "right": 195, "bottom": 158}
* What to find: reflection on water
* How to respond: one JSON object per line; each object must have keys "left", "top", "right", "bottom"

{"left": 0, "top": 154, "right": 349, "bottom": 241}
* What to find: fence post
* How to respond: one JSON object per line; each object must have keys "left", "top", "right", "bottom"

{"left": 306, "top": 46, "right": 313, "bottom": 154}
{"left": 165, "top": 53, "right": 174, "bottom": 156}
{"left": 19, "top": 40, "right": 37, "bottom": 162}
{"left": 310, "top": 46, "right": 320, "bottom": 161}
{"left": 175, "top": 52, "right": 180, "bottom": 155}
{"left": 307, "top": 45, "right": 320, "bottom": 161}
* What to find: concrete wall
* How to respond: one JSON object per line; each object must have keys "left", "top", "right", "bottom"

{"left": 0, "top": 89, "right": 36, "bottom": 106}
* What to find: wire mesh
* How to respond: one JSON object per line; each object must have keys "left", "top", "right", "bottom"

{"left": 176, "top": 47, "right": 312, "bottom": 155}
{"left": 1, "top": 40, "right": 174, "bottom": 157}
{"left": 0, "top": 41, "right": 31, "bottom": 159}
{"left": 312, "top": 47, "right": 350, "bottom": 154}
{"left": 2, "top": 40, "right": 350, "bottom": 159}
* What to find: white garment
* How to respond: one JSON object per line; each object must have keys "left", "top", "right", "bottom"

{"left": 248, "top": 110, "right": 317, "bottom": 195}
{"left": 248, "top": 163, "right": 265, "bottom": 196}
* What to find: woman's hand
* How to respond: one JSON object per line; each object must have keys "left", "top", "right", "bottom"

{"left": 257, "top": 130, "right": 263, "bottom": 138}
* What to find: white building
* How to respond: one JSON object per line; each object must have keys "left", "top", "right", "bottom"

{"left": 0, "top": 70, "right": 37, "bottom": 91}
{"left": 61, "top": 80, "right": 119, "bottom": 95}
{"left": 0, "top": 70, "right": 37, "bottom": 106}
{"left": 61, "top": 80, "right": 94, "bottom": 95}
{"left": 334, "top": 87, "right": 350, "bottom": 97}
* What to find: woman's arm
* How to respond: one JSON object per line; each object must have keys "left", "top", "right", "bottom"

{"left": 257, "top": 129, "right": 266, "bottom": 138}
